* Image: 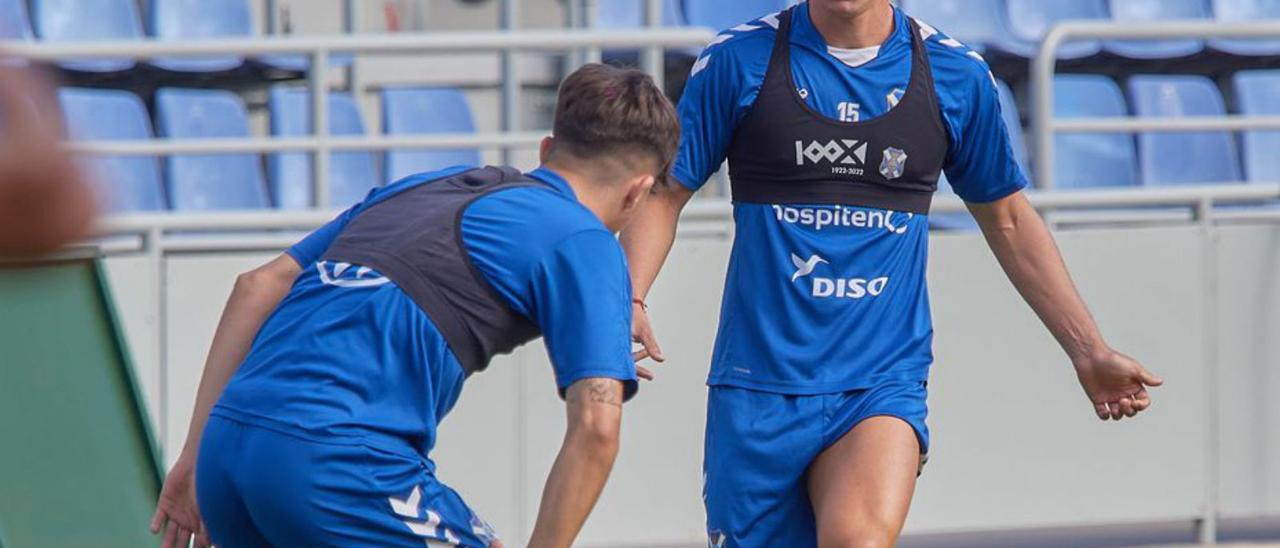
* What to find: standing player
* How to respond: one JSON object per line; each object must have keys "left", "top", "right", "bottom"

{"left": 620, "top": 1, "right": 1164, "bottom": 546}
{"left": 149, "top": 64, "right": 679, "bottom": 548}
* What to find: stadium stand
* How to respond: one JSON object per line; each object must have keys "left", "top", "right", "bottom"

{"left": 148, "top": 0, "right": 251, "bottom": 73}
{"left": 1129, "top": 75, "right": 1242, "bottom": 186}
{"left": 996, "top": 79, "right": 1030, "bottom": 177}
{"left": 58, "top": 88, "right": 166, "bottom": 212}
{"left": 267, "top": 87, "right": 379, "bottom": 209}
{"left": 1053, "top": 74, "right": 1140, "bottom": 189}
{"left": 32, "top": 0, "right": 144, "bottom": 73}
{"left": 1210, "top": 0, "right": 1280, "bottom": 56}
{"left": 684, "top": 0, "right": 794, "bottom": 32}
{"left": 1104, "top": 0, "right": 1209, "bottom": 60}
{"left": 598, "top": 0, "right": 687, "bottom": 28}
{"left": 381, "top": 87, "right": 482, "bottom": 184}
{"left": 1233, "top": 70, "right": 1280, "bottom": 183}
{"left": 897, "top": 0, "right": 1006, "bottom": 52}
{"left": 0, "top": 0, "right": 31, "bottom": 41}
{"left": 996, "top": 0, "right": 1107, "bottom": 60}
{"left": 154, "top": 88, "right": 272, "bottom": 210}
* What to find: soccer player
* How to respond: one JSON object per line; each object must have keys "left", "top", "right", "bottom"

{"left": 619, "top": 1, "right": 1165, "bottom": 546}
{"left": 0, "top": 64, "right": 95, "bottom": 257}
{"left": 149, "top": 64, "right": 679, "bottom": 548}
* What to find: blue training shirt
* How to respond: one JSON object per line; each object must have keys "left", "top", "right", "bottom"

{"left": 677, "top": 3, "right": 1028, "bottom": 394}
{"left": 212, "top": 166, "right": 637, "bottom": 462}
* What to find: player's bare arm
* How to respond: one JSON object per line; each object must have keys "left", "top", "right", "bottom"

{"left": 968, "top": 191, "right": 1164, "bottom": 421}
{"left": 619, "top": 183, "right": 695, "bottom": 363}
{"left": 150, "top": 253, "right": 301, "bottom": 548}
{"left": 528, "top": 377, "right": 625, "bottom": 548}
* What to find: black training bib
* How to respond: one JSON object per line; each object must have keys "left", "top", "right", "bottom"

{"left": 726, "top": 7, "right": 948, "bottom": 215}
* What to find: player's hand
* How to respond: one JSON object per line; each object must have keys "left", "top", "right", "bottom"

{"left": 151, "top": 456, "right": 211, "bottom": 548}
{"left": 631, "top": 302, "right": 664, "bottom": 381}
{"left": 1073, "top": 348, "right": 1163, "bottom": 421}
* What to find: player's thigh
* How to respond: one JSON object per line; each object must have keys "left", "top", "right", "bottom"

{"left": 807, "top": 416, "right": 921, "bottom": 548}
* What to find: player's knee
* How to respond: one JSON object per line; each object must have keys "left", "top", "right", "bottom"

{"left": 817, "top": 519, "right": 899, "bottom": 548}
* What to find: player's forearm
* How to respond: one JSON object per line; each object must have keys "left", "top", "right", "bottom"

{"left": 176, "top": 256, "right": 299, "bottom": 461}
{"left": 528, "top": 379, "right": 624, "bottom": 548}
{"left": 970, "top": 193, "right": 1108, "bottom": 363}
{"left": 619, "top": 185, "right": 694, "bottom": 299}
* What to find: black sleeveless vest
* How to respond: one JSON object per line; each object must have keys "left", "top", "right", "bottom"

{"left": 323, "top": 166, "right": 543, "bottom": 376}
{"left": 726, "top": 8, "right": 948, "bottom": 214}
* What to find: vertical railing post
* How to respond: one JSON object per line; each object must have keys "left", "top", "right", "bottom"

{"left": 146, "top": 227, "right": 168, "bottom": 456}
{"left": 343, "top": 0, "right": 364, "bottom": 114}
{"left": 641, "top": 0, "right": 664, "bottom": 91}
{"left": 584, "top": 0, "right": 602, "bottom": 64}
{"left": 1033, "top": 27, "right": 1063, "bottom": 191}
{"left": 499, "top": 0, "right": 521, "bottom": 166}
{"left": 310, "top": 49, "right": 332, "bottom": 208}
{"left": 1194, "top": 198, "right": 1221, "bottom": 545}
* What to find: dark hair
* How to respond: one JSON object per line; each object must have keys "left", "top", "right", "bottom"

{"left": 550, "top": 63, "right": 680, "bottom": 184}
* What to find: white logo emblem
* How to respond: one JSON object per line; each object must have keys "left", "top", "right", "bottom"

{"left": 887, "top": 88, "right": 905, "bottom": 108}
{"left": 788, "top": 252, "right": 890, "bottom": 300}
{"left": 795, "top": 139, "right": 868, "bottom": 166}
{"left": 708, "top": 531, "right": 727, "bottom": 548}
{"left": 316, "top": 261, "right": 390, "bottom": 288}
{"left": 389, "top": 486, "right": 461, "bottom": 546}
{"left": 790, "top": 253, "right": 829, "bottom": 282}
{"left": 880, "top": 147, "right": 908, "bottom": 180}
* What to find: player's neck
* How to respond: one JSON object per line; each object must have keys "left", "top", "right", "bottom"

{"left": 541, "top": 163, "right": 623, "bottom": 231}
{"left": 808, "top": 1, "right": 894, "bottom": 50}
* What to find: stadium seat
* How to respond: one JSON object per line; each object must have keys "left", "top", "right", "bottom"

{"left": 33, "top": 0, "right": 144, "bottom": 73}
{"left": 1210, "top": 0, "right": 1280, "bottom": 56}
{"left": 154, "top": 88, "right": 272, "bottom": 210}
{"left": 995, "top": 0, "right": 1107, "bottom": 59}
{"left": 1233, "top": 71, "right": 1280, "bottom": 183}
{"left": 268, "top": 88, "right": 379, "bottom": 209}
{"left": 0, "top": 0, "right": 31, "bottom": 41}
{"left": 381, "top": 87, "right": 482, "bottom": 183}
{"left": 1104, "top": 0, "right": 1209, "bottom": 59}
{"left": 1053, "top": 75, "right": 1139, "bottom": 189}
{"left": 898, "top": 0, "right": 1008, "bottom": 51}
{"left": 58, "top": 88, "right": 166, "bottom": 212}
{"left": 597, "top": 0, "right": 686, "bottom": 28}
{"left": 684, "top": 0, "right": 793, "bottom": 32}
{"left": 148, "top": 0, "right": 250, "bottom": 72}
{"left": 1128, "top": 75, "right": 1242, "bottom": 186}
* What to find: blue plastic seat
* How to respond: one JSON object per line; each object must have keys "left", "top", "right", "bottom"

{"left": 684, "top": 0, "right": 793, "bottom": 32}
{"left": 381, "top": 87, "right": 482, "bottom": 183}
{"left": 1210, "top": 0, "right": 1280, "bottom": 55}
{"left": 149, "top": 0, "right": 252, "bottom": 72}
{"left": 1233, "top": 71, "right": 1280, "bottom": 183}
{"left": 995, "top": 0, "right": 1106, "bottom": 59}
{"left": 155, "top": 88, "right": 271, "bottom": 210}
{"left": 1128, "top": 75, "right": 1241, "bottom": 186}
{"left": 995, "top": 79, "right": 1030, "bottom": 178}
{"left": 1105, "top": 0, "right": 1209, "bottom": 59}
{"left": 268, "top": 88, "right": 379, "bottom": 209}
{"left": 1053, "top": 75, "right": 1140, "bottom": 189}
{"left": 0, "top": 0, "right": 31, "bottom": 41}
{"left": 33, "top": 0, "right": 144, "bottom": 72}
{"left": 898, "top": 0, "right": 1008, "bottom": 51}
{"left": 598, "top": 0, "right": 686, "bottom": 27}
{"left": 58, "top": 88, "right": 166, "bottom": 212}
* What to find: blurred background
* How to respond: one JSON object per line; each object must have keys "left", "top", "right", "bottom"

{"left": 0, "top": 0, "right": 1278, "bottom": 546}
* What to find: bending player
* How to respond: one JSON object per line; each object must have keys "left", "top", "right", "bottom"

{"left": 150, "top": 64, "right": 679, "bottom": 548}
{"left": 620, "top": 1, "right": 1164, "bottom": 546}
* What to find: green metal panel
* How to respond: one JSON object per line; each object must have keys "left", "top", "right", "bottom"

{"left": 0, "top": 257, "right": 162, "bottom": 547}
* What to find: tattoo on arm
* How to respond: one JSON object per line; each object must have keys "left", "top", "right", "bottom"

{"left": 568, "top": 378, "right": 623, "bottom": 408}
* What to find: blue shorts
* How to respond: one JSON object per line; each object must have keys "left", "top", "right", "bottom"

{"left": 196, "top": 414, "right": 498, "bottom": 547}
{"left": 703, "top": 381, "right": 929, "bottom": 548}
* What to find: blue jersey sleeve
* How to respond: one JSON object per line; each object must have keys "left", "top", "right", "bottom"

{"left": 933, "top": 51, "right": 1030, "bottom": 203}
{"left": 528, "top": 230, "right": 639, "bottom": 401}
{"left": 285, "top": 206, "right": 359, "bottom": 267}
{"left": 671, "top": 27, "right": 772, "bottom": 191}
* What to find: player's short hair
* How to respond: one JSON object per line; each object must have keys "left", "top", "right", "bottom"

{"left": 550, "top": 63, "right": 680, "bottom": 185}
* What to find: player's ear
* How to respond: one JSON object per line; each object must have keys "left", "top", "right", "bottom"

{"left": 538, "top": 136, "right": 554, "bottom": 164}
{"left": 622, "top": 173, "right": 656, "bottom": 213}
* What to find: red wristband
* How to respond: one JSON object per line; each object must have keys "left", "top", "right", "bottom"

{"left": 632, "top": 297, "right": 648, "bottom": 311}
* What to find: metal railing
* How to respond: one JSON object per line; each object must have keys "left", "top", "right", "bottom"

{"left": 1032, "top": 21, "right": 1280, "bottom": 190}
{"left": 2, "top": 25, "right": 715, "bottom": 208}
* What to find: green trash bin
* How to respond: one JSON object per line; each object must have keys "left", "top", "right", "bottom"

{"left": 0, "top": 256, "right": 162, "bottom": 547}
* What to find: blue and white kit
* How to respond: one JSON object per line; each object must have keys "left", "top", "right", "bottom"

{"left": 196, "top": 166, "right": 638, "bottom": 547}
{"left": 677, "top": 3, "right": 1028, "bottom": 546}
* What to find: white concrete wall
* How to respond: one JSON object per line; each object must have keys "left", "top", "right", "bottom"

{"left": 100, "top": 223, "right": 1280, "bottom": 545}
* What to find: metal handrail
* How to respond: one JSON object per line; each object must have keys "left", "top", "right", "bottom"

{"left": 1032, "top": 21, "right": 1280, "bottom": 190}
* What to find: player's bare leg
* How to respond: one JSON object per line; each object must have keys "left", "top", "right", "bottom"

{"left": 807, "top": 416, "right": 921, "bottom": 548}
